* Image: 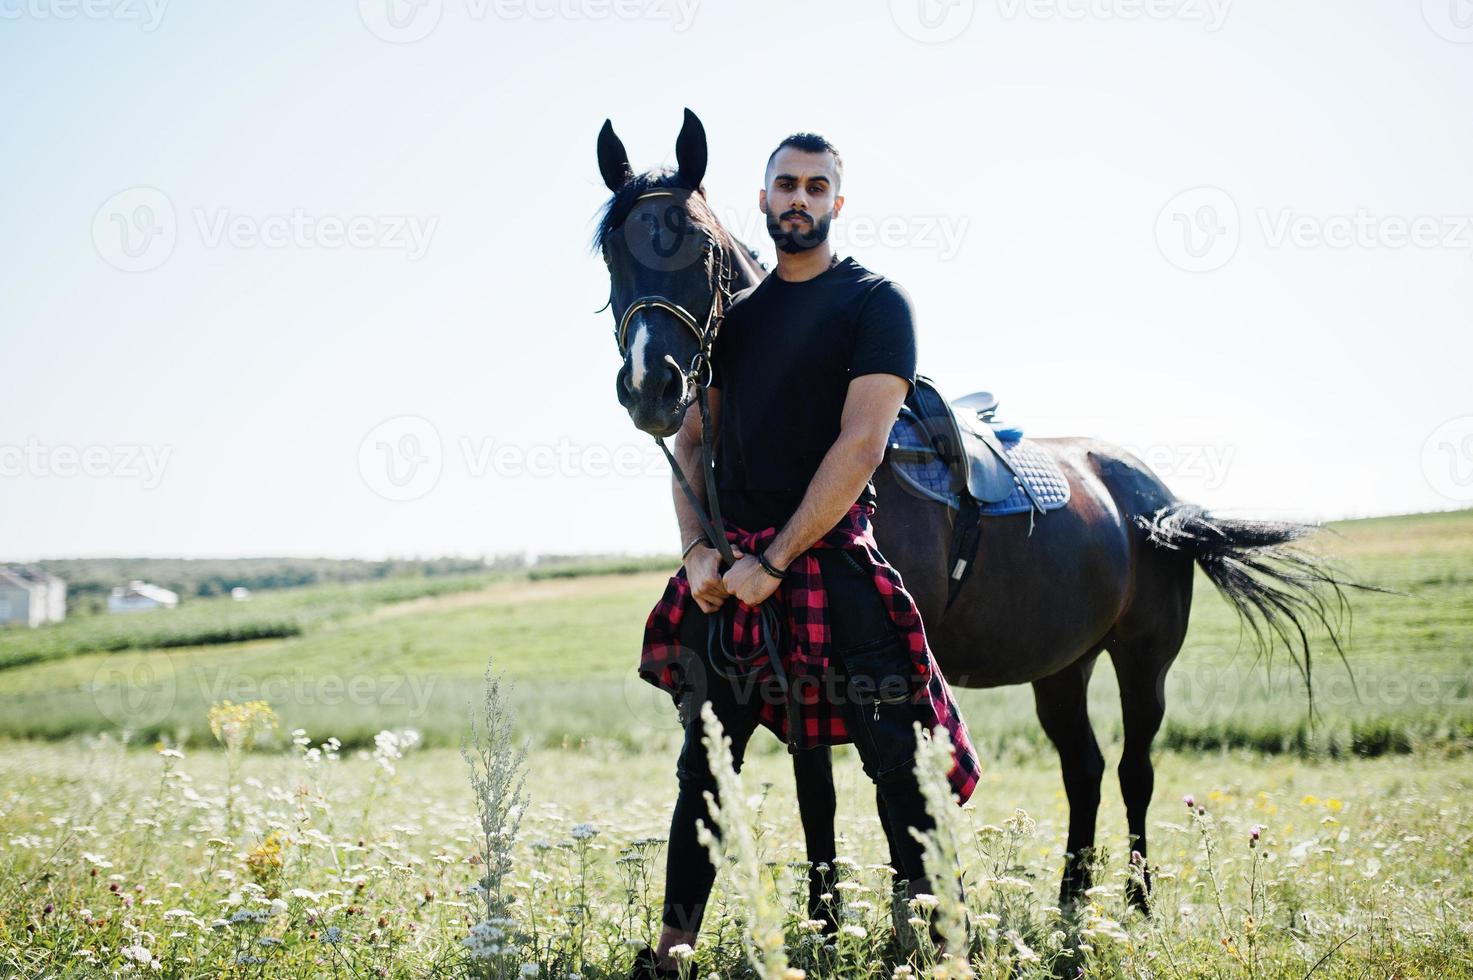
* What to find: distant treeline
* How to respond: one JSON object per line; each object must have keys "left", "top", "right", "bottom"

{"left": 33, "top": 556, "right": 528, "bottom": 614}
{"left": 528, "top": 555, "right": 677, "bottom": 580}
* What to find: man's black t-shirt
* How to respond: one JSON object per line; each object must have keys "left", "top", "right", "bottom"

{"left": 708, "top": 255, "right": 917, "bottom": 532}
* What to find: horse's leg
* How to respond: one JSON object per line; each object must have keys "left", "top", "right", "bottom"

{"left": 1032, "top": 654, "right": 1105, "bottom": 908}
{"left": 1109, "top": 627, "right": 1188, "bottom": 913}
{"left": 1108, "top": 535, "right": 1193, "bottom": 914}
{"left": 1109, "top": 641, "right": 1170, "bottom": 914}
{"left": 792, "top": 746, "right": 838, "bottom": 932}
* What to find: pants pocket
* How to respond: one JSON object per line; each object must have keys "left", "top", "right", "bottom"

{"left": 841, "top": 638, "right": 923, "bottom": 780}
{"left": 818, "top": 549, "right": 895, "bottom": 655}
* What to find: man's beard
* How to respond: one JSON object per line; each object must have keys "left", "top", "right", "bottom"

{"left": 766, "top": 209, "right": 833, "bottom": 254}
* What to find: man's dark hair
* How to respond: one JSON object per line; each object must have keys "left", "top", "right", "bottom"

{"left": 765, "top": 133, "right": 843, "bottom": 192}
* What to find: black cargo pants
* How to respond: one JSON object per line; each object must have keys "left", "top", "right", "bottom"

{"left": 659, "top": 547, "right": 936, "bottom": 933}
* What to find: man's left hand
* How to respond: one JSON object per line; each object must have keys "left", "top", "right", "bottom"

{"left": 723, "top": 554, "right": 784, "bottom": 607}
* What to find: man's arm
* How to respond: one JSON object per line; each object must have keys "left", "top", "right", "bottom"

{"left": 721, "top": 372, "right": 908, "bottom": 606}
{"left": 765, "top": 373, "right": 909, "bottom": 569}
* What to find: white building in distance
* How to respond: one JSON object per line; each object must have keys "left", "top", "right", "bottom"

{"left": 0, "top": 565, "right": 68, "bottom": 628}
{"left": 108, "top": 580, "right": 180, "bottom": 614}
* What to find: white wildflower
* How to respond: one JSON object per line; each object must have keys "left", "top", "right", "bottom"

{"left": 1006, "top": 929, "right": 1040, "bottom": 963}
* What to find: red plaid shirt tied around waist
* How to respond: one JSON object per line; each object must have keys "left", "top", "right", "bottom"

{"left": 639, "top": 502, "right": 981, "bottom": 805}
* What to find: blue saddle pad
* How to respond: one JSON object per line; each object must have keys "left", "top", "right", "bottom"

{"left": 887, "top": 413, "right": 1071, "bottom": 516}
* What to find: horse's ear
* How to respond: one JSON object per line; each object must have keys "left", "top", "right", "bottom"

{"left": 674, "top": 107, "right": 707, "bottom": 191}
{"left": 597, "top": 119, "right": 633, "bottom": 192}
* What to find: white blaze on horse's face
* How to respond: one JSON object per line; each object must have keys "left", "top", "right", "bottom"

{"left": 626, "top": 314, "right": 653, "bottom": 392}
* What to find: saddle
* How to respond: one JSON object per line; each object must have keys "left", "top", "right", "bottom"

{"left": 886, "top": 374, "right": 1049, "bottom": 611}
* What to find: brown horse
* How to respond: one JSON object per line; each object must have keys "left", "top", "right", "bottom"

{"left": 595, "top": 109, "right": 1350, "bottom": 911}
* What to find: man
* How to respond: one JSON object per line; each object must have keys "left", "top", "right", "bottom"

{"left": 632, "top": 133, "right": 978, "bottom": 978}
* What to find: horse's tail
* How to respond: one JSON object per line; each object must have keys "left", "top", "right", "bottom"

{"left": 1135, "top": 503, "right": 1379, "bottom": 709}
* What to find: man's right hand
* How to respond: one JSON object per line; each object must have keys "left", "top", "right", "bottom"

{"left": 684, "top": 543, "right": 745, "bottom": 613}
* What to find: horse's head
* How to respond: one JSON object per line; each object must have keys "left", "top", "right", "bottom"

{"left": 594, "top": 109, "right": 730, "bottom": 438}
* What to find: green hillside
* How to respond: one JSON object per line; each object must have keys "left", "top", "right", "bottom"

{"left": 0, "top": 510, "right": 1467, "bottom": 756}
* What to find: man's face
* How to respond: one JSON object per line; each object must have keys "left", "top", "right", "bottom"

{"left": 760, "top": 147, "right": 843, "bottom": 254}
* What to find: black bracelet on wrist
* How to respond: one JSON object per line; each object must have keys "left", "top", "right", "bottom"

{"left": 756, "top": 550, "right": 787, "bottom": 580}
{"left": 681, "top": 536, "right": 709, "bottom": 560}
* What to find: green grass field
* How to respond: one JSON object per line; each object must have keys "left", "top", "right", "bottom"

{"left": 1, "top": 510, "right": 1471, "bottom": 977}
{"left": 2, "top": 509, "right": 1470, "bottom": 756}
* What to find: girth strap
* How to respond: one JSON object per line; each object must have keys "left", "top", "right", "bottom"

{"left": 945, "top": 495, "right": 983, "bottom": 613}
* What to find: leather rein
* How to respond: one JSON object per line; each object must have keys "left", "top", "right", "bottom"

{"left": 613, "top": 189, "right": 803, "bottom": 752}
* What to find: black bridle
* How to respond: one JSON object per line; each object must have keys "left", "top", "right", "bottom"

{"left": 612, "top": 190, "right": 802, "bottom": 751}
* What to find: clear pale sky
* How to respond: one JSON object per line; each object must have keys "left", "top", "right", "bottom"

{"left": 2, "top": 0, "right": 1470, "bottom": 561}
